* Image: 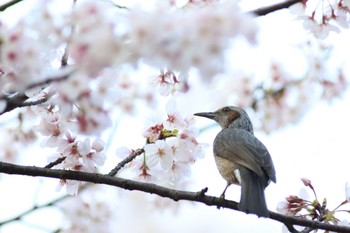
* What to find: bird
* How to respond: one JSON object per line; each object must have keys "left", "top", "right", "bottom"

{"left": 194, "top": 106, "right": 276, "bottom": 217}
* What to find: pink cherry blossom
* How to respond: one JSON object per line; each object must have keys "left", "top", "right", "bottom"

{"left": 144, "top": 140, "right": 173, "bottom": 170}
{"left": 346, "top": 182, "right": 350, "bottom": 202}
{"left": 165, "top": 100, "right": 187, "bottom": 129}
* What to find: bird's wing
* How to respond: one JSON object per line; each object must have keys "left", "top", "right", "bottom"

{"left": 213, "top": 128, "right": 276, "bottom": 183}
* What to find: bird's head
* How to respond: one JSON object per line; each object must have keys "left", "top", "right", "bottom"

{"left": 194, "top": 106, "right": 254, "bottom": 133}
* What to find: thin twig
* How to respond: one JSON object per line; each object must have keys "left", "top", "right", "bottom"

{"left": 110, "top": 2, "right": 129, "bottom": 10}
{"left": 44, "top": 157, "right": 67, "bottom": 169}
{"left": 0, "top": 94, "right": 50, "bottom": 115}
{"left": 0, "top": 0, "right": 24, "bottom": 11}
{"left": 20, "top": 97, "right": 49, "bottom": 107}
{"left": 25, "top": 68, "right": 74, "bottom": 91}
{"left": 0, "top": 67, "right": 74, "bottom": 115}
{"left": 61, "top": 46, "right": 69, "bottom": 67}
{"left": 249, "top": 0, "right": 303, "bottom": 16}
{"left": 107, "top": 148, "right": 144, "bottom": 176}
{"left": 0, "top": 92, "right": 28, "bottom": 114}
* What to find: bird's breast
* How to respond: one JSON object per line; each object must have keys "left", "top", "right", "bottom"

{"left": 214, "top": 155, "right": 240, "bottom": 185}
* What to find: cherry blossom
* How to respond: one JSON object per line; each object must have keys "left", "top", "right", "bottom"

{"left": 138, "top": 100, "right": 206, "bottom": 187}
{"left": 116, "top": 146, "right": 135, "bottom": 159}
{"left": 0, "top": 122, "right": 36, "bottom": 162}
{"left": 165, "top": 100, "right": 187, "bottom": 129}
{"left": 152, "top": 70, "right": 188, "bottom": 96}
{"left": 290, "top": 0, "right": 350, "bottom": 38}
{"left": 144, "top": 140, "right": 173, "bottom": 170}
{"left": 35, "top": 115, "right": 66, "bottom": 148}
{"left": 58, "top": 195, "right": 113, "bottom": 232}
{"left": 57, "top": 179, "right": 81, "bottom": 196}
{"left": 276, "top": 200, "right": 297, "bottom": 216}
{"left": 34, "top": 108, "right": 106, "bottom": 194}
{"left": 124, "top": 1, "right": 256, "bottom": 78}
{"left": 70, "top": 1, "right": 126, "bottom": 76}
{"left": 346, "top": 182, "right": 350, "bottom": 202}
{"left": 0, "top": 2, "right": 68, "bottom": 92}
{"left": 78, "top": 138, "right": 106, "bottom": 171}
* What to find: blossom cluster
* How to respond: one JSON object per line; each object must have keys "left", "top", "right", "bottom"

{"left": 277, "top": 178, "right": 350, "bottom": 226}
{"left": 289, "top": 0, "right": 350, "bottom": 38}
{"left": 117, "top": 101, "right": 206, "bottom": 188}
{"left": 35, "top": 110, "right": 106, "bottom": 195}
{"left": 152, "top": 70, "right": 189, "bottom": 96}
{"left": 123, "top": 1, "right": 256, "bottom": 79}
{"left": 61, "top": 0, "right": 257, "bottom": 79}
{"left": 0, "top": 0, "right": 258, "bottom": 139}
{"left": 0, "top": 113, "right": 37, "bottom": 162}
{"left": 0, "top": 3, "right": 68, "bottom": 93}
{"left": 0, "top": 0, "right": 255, "bottom": 84}
{"left": 214, "top": 41, "right": 348, "bottom": 133}
{"left": 58, "top": 194, "right": 112, "bottom": 233}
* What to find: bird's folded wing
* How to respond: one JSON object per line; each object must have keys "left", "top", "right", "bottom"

{"left": 214, "top": 128, "right": 276, "bottom": 183}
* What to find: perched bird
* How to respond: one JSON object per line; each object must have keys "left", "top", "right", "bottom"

{"left": 194, "top": 106, "right": 276, "bottom": 217}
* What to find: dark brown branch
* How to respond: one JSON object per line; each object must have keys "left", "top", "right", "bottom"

{"left": 249, "top": 0, "right": 303, "bottom": 16}
{"left": 1, "top": 92, "right": 29, "bottom": 114}
{"left": 0, "top": 0, "right": 24, "bottom": 11}
{"left": 1, "top": 161, "right": 350, "bottom": 233}
{"left": 111, "top": 2, "right": 129, "bottom": 10}
{"left": 25, "top": 69, "right": 74, "bottom": 91}
{"left": 20, "top": 97, "right": 49, "bottom": 107}
{"left": 61, "top": 45, "right": 69, "bottom": 67}
{"left": 44, "top": 156, "right": 67, "bottom": 169}
{"left": 107, "top": 148, "right": 144, "bottom": 176}
{"left": 0, "top": 93, "right": 49, "bottom": 115}
{"left": 0, "top": 68, "right": 74, "bottom": 115}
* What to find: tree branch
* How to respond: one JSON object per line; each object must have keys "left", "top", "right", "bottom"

{"left": 0, "top": 161, "right": 350, "bottom": 233}
{"left": 0, "top": 67, "right": 74, "bottom": 115}
{"left": 44, "top": 156, "right": 67, "bottom": 169}
{"left": 107, "top": 148, "right": 144, "bottom": 176}
{"left": 249, "top": 0, "right": 303, "bottom": 16}
{"left": 0, "top": 0, "right": 24, "bottom": 11}
{"left": 0, "top": 93, "right": 50, "bottom": 115}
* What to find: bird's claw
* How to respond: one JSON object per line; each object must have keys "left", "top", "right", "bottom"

{"left": 217, "top": 194, "right": 225, "bottom": 209}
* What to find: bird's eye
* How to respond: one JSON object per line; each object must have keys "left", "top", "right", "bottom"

{"left": 222, "top": 107, "right": 230, "bottom": 112}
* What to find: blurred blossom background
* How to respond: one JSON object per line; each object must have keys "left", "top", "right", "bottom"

{"left": 0, "top": 0, "right": 349, "bottom": 232}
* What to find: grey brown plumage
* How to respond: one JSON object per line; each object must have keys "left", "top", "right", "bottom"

{"left": 194, "top": 106, "right": 276, "bottom": 217}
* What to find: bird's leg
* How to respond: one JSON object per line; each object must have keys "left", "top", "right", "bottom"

{"left": 217, "top": 183, "right": 230, "bottom": 209}
{"left": 220, "top": 183, "right": 230, "bottom": 199}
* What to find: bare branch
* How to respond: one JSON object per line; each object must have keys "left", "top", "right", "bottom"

{"left": 61, "top": 45, "right": 69, "bottom": 67}
{"left": 44, "top": 156, "right": 67, "bottom": 169}
{"left": 25, "top": 68, "right": 74, "bottom": 91}
{"left": 0, "top": 0, "right": 24, "bottom": 11}
{"left": 0, "top": 67, "right": 74, "bottom": 115}
{"left": 0, "top": 93, "right": 50, "bottom": 115}
{"left": 20, "top": 97, "right": 49, "bottom": 107}
{"left": 0, "top": 92, "right": 29, "bottom": 114}
{"left": 107, "top": 148, "right": 144, "bottom": 176}
{"left": 1, "top": 161, "right": 350, "bottom": 233}
{"left": 249, "top": 0, "right": 303, "bottom": 16}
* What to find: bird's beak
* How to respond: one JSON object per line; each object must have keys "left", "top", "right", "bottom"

{"left": 194, "top": 112, "right": 216, "bottom": 120}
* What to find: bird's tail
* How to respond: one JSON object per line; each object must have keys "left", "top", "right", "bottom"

{"left": 238, "top": 168, "right": 269, "bottom": 217}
